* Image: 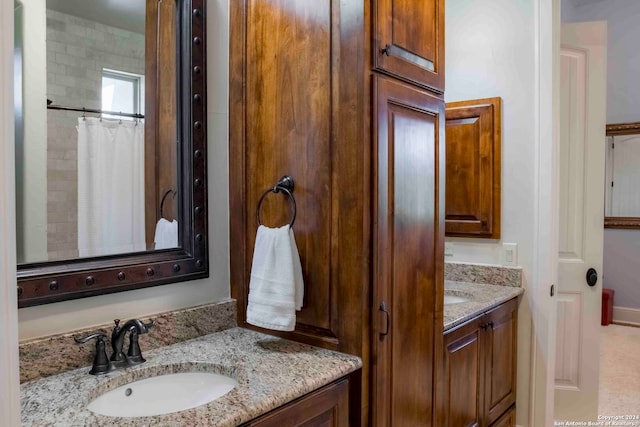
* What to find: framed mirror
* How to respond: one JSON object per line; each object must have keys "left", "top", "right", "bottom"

{"left": 604, "top": 122, "right": 640, "bottom": 229}
{"left": 14, "top": 0, "right": 208, "bottom": 307}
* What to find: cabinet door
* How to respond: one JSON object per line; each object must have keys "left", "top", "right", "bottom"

{"left": 445, "top": 98, "right": 501, "bottom": 238}
{"left": 372, "top": 76, "right": 445, "bottom": 427}
{"left": 442, "top": 318, "right": 483, "bottom": 427}
{"left": 243, "top": 379, "right": 349, "bottom": 427}
{"left": 374, "top": 0, "right": 445, "bottom": 93}
{"left": 483, "top": 299, "right": 518, "bottom": 426}
{"left": 490, "top": 404, "right": 516, "bottom": 427}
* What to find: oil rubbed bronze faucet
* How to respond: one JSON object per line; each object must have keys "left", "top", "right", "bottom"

{"left": 74, "top": 318, "right": 154, "bottom": 375}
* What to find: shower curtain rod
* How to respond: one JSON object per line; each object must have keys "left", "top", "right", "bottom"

{"left": 46, "top": 104, "right": 145, "bottom": 119}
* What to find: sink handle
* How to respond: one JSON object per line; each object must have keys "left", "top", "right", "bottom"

{"left": 74, "top": 333, "right": 111, "bottom": 375}
{"left": 74, "top": 332, "right": 106, "bottom": 344}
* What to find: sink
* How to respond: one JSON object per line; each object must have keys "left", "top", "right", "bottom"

{"left": 87, "top": 372, "right": 237, "bottom": 417}
{"left": 444, "top": 294, "right": 471, "bottom": 304}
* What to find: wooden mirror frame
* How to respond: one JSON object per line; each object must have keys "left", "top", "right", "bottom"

{"left": 604, "top": 122, "right": 640, "bottom": 229}
{"left": 16, "top": 0, "right": 209, "bottom": 307}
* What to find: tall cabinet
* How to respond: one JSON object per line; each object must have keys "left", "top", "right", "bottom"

{"left": 230, "top": 0, "right": 445, "bottom": 425}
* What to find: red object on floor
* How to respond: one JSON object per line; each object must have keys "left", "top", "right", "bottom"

{"left": 602, "top": 288, "right": 614, "bottom": 326}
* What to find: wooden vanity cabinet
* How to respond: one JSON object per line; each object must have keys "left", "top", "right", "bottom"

{"left": 440, "top": 298, "right": 517, "bottom": 427}
{"left": 242, "top": 378, "right": 350, "bottom": 427}
{"left": 374, "top": 0, "right": 445, "bottom": 93}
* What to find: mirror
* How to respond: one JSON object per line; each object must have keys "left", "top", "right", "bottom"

{"left": 604, "top": 122, "right": 640, "bottom": 229}
{"left": 15, "top": 0, "right": 209, "bottom": 307}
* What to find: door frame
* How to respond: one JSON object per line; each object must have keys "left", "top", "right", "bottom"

{"left": 1, "top": 0, "right": 22, "bottom": 423}
{"left": 530, "top": 0, "right": 561, "bottom": 425}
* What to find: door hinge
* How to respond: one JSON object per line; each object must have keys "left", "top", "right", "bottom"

{"left": 550, "top": 284, "right": 555, "bottom": 297}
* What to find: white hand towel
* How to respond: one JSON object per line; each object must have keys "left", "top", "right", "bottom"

{"left": 246, "top": 225, "right": 305, "bottom": 331}
{"left": 154, "top": 218, "right": 178, "bottom": 250}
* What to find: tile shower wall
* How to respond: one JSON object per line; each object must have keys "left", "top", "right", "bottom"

{"left": 45, "top": 10, "right": 145, "bottom": 261}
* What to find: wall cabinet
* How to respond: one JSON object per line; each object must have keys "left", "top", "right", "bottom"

{"left": 242, "top": 378, "right": 350, "bottom": 427}
{"left": 374, "top": 0, "right": 445, "bottom": 93}
{"left": 372, "top": 76, "right": 445, "bottom": 426}
{"left": 445, "top": 97, "right": 501, "bottom": 238}
{"left": 440, "top": 298, "right": 517, "bottom": 427}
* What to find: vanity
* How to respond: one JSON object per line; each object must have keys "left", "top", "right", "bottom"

{"left": 440, "top": 280, "right": 523, "bottom": 427}
{"left": 20, "top": 327, "right": 361, "bottom": 426}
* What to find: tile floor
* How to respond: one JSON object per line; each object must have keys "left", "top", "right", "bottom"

{"left": 598, "top": 324, "right": 640, "bottom": 415}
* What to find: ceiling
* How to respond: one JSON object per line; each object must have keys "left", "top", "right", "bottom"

{"left": 47, "top": 0, "right": 145, "bottom": 34}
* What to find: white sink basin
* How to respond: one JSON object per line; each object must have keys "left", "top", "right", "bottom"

{"left": 87, "top": 372, "right": 237, "bottom": 417}
{"left": 444, "top": 294, "right": 471, "bottom": 304}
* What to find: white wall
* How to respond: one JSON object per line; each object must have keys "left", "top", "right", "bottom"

{"left": 17, "top": 0, "right": 48, "bottom": 263}
{"left": 1, "top": 0, "right": 22, "bottom": 423}
{"left": 445, "top": 0, "right": 537, "bottom": 423}
{"left": 562, "top": 0, "right": 640, "bottom": 124}
{"left": 17, "top": 0, "right": 231, "bottom": 340}
{"left": 562, "top": 0, "right": 640, "bottom": 313}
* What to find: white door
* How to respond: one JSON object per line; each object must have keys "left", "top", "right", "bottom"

{"left": 554, "top": 22, "right": 607, "bottom": 422}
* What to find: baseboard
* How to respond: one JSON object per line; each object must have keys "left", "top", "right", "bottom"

{"left": 612, "top": 306, "right": 640, "bottom": 327}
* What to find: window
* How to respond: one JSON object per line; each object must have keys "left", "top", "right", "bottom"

{"left": 101, "top": 69, "right": 144, "bottom": 120}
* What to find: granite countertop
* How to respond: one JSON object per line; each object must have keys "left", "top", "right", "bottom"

{"left": 21, "top": 327, "right": 362, "bottom": 426}
{"left": 443, "top": 280, "right": 524, "bottom": 332}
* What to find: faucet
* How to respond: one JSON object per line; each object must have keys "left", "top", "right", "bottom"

{"left": 74, "top": 318, "right": 154, "bottom": 375}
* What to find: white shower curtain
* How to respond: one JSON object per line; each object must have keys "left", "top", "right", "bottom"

{"left": 77, "top": 117, "right": 145, "bottom": 257}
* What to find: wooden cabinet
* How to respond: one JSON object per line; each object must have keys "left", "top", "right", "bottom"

{"left": 440, "top": 298, "right": 518, "bottom": 427}
{"left": 374, "top": 0, "right": 445, "bottom": 93}
{"left": 230, "top": 0, "right": 445, "bottom": 424}
{"left": 445, "top": 97, "right": 501, "bottom": 238}
{"left": 144, "top": 0, "right": 178, "bottom": 248}
{"left": 372, "top": 76, "right": 445, "bottom": 427}
{"left": 491, "top": 405, "right": 516, "bottom": 427}
{"left": 242, "top": 378, "right": 350, "bottom": 427}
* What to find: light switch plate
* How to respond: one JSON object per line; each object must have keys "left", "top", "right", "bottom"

{"left": 502, "top": 243, "right": 518, "bottom": 266}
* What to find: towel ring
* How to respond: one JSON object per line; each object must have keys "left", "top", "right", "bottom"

{"left": 160, "top": 189, "right": 177, "bottom": 219}
{"left": 256, "top": 176, "right": 297, "bottom": 228}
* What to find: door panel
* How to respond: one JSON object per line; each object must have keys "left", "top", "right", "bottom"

{"left": 555, "top": 22, "right": 607, "bottom": 421}
{"left": 484, "top": 300, "right": 517, "bottom": 426}
{"left": 373, "top": 76, "right": 444, "bottom": 427}
{"left": 443, "top": 319, "right": 483, "bottom": 427}
{"left": 374, "top": 0, "right": 445, "bottom": 92}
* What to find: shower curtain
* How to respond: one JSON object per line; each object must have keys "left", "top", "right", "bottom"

{"left": 77, "top": 117, "right": 145, "bottom": 257}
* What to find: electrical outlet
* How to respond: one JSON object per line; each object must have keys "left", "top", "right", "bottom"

{"left": 445, "top": 242, "right": 454, "bottom": 258}
{"left": 502, "top": 243, "right": 518, "bottom": 266}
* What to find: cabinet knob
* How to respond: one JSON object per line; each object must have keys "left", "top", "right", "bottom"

{"left": 381, "top": 44, "right": 391, "bottom": 56}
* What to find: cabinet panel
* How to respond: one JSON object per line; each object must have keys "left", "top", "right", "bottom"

{"left": 445, "top": 98, "right": 501, "bottom": 238}
{"left": 484, "top": 299, "right": 517, "bottom": 426}
{"left": 374, "top": 0, "right": 445, "bottom": 92}
{"left": 443, "top": 317, "right": 483, "bottom": 427}
{"left": 490, "top": 404, "right": 515, "bottom": 427}
{"left": 372, "top": 76, "right": 445, "bottom": 427}
{"left": 229, "top": 0, "right": 369, "bottom": 354}
{"left": 243, "top": 378, "right": 349, "bottom": 427}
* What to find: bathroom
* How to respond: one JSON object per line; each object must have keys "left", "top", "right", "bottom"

{"left": 0, "top": 0, "right": 633, "bottom": 425}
